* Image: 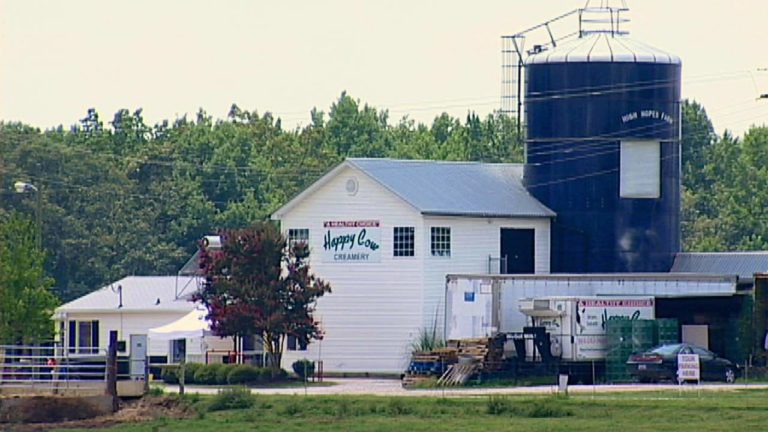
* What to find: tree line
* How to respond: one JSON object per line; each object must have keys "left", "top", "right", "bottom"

{"left": 0, "top": 93, "right": 765, "bottom": 308}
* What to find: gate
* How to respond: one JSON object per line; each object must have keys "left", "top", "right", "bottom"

{"left": 0, "top": 345, "right": 108, "bottom": 396}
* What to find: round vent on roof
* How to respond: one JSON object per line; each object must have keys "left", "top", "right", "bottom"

{"left": 345, "top": 177, "right": 359, "bottom": 196}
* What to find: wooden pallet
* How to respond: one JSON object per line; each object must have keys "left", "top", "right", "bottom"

{"left": 437, "top": 363, "right": 479, "bottom": 386}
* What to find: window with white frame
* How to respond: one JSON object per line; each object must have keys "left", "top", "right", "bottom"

{"left": 288, "top": 228, "right": 309, "bottom": 249}
{"left": 393, "top": 227, "right": 415, "bottom": 257}
{"left": 68, "top": 320, "right": 99, "bottom": 354}
{"left": 286, "top": 335, "right": 307, "bottom": 351}
{"left": 430, "top": 227, "right": 451, "bottom": 257}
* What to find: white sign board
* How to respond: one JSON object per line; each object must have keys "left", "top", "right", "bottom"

{"left": 576, "top": 298, "right": 656, "bottom": 335}
{"left": 574, "top": 298, "right": 655, "bottom": 360}
{"left": 322, "top": 220, "right": 381, "bottom": 263}
{"left": 677, "top": 353, "right": 700, "bottom": 382}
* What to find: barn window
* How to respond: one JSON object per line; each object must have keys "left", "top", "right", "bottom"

{"left": 393, "top": 227, "right": 415, "bottom": 257}
{"left": 286, "top": 335, "right": 307, "bottom": 351}
{"left": 430, "top": 227, "right": 451, "bottom": 257}
{"left": 620, "top": 140, "right": 660, "bottom": 198}
{"left": 288, "top": 228, "right": 310, "bottom": 249}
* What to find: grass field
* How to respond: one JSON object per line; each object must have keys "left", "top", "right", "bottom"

{"left": 61, "top": 389, "right": 768, "bottom": 432}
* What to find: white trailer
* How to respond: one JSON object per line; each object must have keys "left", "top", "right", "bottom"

{"left": 518, "top": 296, "right": 655, "bottom": 361}
{"left": 445, "top": 273, "right": 736, "bottom": 341}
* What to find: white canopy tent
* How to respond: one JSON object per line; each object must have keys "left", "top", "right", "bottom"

{"left": 148, "top": 308, "right": 242, "bottom": 364}
{"left": 148, "top": 308, "right": 211, "bottom": 341}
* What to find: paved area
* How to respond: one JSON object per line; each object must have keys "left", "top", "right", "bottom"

{"left": 164, "top": 378, "right": 768, "bottom": 397}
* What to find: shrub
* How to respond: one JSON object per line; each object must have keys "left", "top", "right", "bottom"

{"left": 387, "top": 398, "right": 412, "bottom": 415}
{"left": 228, "top": 365, "right": 261, "bottom": 385}
{"left": 281, "top": 400, "right": 302, "bottom": 416}
{"left": 182, "top": 362, "right": 203, "bottom": 384}
{"left": 207, "top": 387, "right": 256, "bottom": 412}
{"left": 194, "top": 364, "right": 224, "bottom": 385}
{"left": 216, "top": 364, "right": 235, "bottom": 385}
{"left": 148, "top": 385, "right": 165, "bottom": 396}
{"left": 275, "top": 368, "right": 288, "bottom": 381}
{"left": 160, "top": 366, "right": 179, "bottom": 384}
{"left": 486, "top": 395, "right": 511, "bottom": 415}
{"left": 292, "top": 359, "right": 315, "bottom": 380}
{"left": 409, "top": 322, "right": 445, "bottom": 354}
{"left": 525, "top": 398, "right": 572, "bottom": 418}
{"left": 259, "top": 367, "right": 274, "bottom": 383}
{"left": 335, "top": 399, "right": 351, "bottom": 418}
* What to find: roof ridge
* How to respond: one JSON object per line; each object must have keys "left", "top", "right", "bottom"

{"left": 347, "top": 158, "right": 523, "bottom": 167}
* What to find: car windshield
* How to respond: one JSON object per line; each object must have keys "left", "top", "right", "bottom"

{"left": 650, "top": 344, "right": 684, "bottom": 356}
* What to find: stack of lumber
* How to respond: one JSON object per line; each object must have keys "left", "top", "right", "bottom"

{"left": 401, "top": 336, "right": 506, "bottom": 387}
{"left": 402, "top": 348, "right": 459, "bottom": 388}
{"left": 448, "top": 335, "right": 506, "bottom": 372}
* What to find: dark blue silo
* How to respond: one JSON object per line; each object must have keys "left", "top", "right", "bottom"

{"left": 524, "top": 32, "right": 682, "bottom": 273}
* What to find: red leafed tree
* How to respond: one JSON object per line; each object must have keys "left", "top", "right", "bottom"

{"left": 194, "top": 222, "right": 331, "bottom": 372}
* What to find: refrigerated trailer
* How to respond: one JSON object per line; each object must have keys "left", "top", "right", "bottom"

{"left": 444, "top": 273, "right": 740, "bottom": 380}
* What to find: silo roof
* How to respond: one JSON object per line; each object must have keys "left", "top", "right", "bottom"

{"left": 525, "top": 33, "right": 681, "bottom": 65}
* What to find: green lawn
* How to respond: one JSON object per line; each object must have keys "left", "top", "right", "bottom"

{"left": 61, "top": 389, "right": 768, "bottom": 432}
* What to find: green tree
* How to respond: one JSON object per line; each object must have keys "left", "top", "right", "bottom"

{"left": 681, "top": 99, "right": 717, "bottom": 190}
{"left": 195, "top": 222, "right": 331, "bottom": 373}
{"left": 0, "top": 213, "right": 59, "bottom": 344}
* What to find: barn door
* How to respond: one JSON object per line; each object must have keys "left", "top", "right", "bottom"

{"left": 500, "top": 228, "right": 535, "bottom": 274}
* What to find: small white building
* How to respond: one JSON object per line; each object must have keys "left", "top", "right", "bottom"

{"left": 53, "top": 276, "right": 233, "bottom": 372}
{"left": 272, "top": 158, "right": 555, "bottom": 373}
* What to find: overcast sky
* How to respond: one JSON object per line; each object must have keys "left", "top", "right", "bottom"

{"left": 1, "top": 0, "right": 766, "bottom": 136}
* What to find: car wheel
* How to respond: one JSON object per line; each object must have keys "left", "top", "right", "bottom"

{"left": 724, "top": 368, "right": 736, "bottom": 384}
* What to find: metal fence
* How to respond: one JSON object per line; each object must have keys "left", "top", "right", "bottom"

{"left": 0, "top": 345, "right": 114, "bottom": 395}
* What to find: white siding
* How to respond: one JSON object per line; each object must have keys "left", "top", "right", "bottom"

{"left": 421, "top": 216, "right": 551, "bottom": 336}
{"left": 280, "top": 166, "right": 425, "bottom": 373}
{"left": 60, "top": 312, "right": 235, "bottom": 364}
{"left": 62, "top": 311, "right": 189, "bottom": 358}
{"left": 277, "top": 165, "right": 553, "bottom": 373}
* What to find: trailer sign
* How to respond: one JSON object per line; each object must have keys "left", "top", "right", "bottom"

{"left": 677, "top": 354, "right": 700, "bottom": 382}
{"left": 576, "top": 298, "right": 655, "bottom": 335}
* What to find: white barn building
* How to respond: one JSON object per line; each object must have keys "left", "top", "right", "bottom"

{"left": 272, "top": 158, "right": 554, "bottom": 373}
{"left": 54, "top": 276, "right": 233, "bottom": 374}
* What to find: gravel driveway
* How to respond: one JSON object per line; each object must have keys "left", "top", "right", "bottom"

{"left": 164, "top": 379, "right": 768, "bottom": 397}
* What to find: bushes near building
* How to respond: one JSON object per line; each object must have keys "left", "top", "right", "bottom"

{"left": 161, "top": 363, "right": 288, "bottom": 386}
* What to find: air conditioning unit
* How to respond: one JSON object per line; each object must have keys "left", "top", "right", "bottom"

{"left": 518, "top": 298, "right": 565, "bottom": 317}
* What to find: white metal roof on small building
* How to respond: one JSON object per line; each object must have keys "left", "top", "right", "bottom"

{"left": 56, "top": 276, "right": 197, "bottom": 314}
{"left": 525, "top": 33, "right": 681, "bottom": 65}
{"left": 272, "top": 158, "right": 555, "bottom": 219}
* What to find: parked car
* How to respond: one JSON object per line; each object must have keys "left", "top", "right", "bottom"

{"left": 627, "top": 343, "right": 738, "bottom": 383}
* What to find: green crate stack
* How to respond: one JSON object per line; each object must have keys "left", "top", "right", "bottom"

{"left": 605, "top": 320, "right": 634, "bottom": 382}
{"left": 632, "top": 319, "right": 657, "bottom": 353}
{"left": 656, "top": 318, "right": 679, "bottom": 345}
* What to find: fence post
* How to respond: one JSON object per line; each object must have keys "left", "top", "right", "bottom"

{"left": 107, "top": 333, "right": 118, "bottom": 412}
{"left": 179, "top": 358, "right": 186, "bottom": 395}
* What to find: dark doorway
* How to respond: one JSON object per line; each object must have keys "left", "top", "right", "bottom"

{"left": 500, "top": 228, "right": 535, "bottom": 274}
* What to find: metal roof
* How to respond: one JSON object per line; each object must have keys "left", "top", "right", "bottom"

{"left": 347, "top": 159, "right": 555, "bottom": 218}
{"left": 525, "top": 33, "right": 681, "bottom": 65}
{"left": 272, "top": 158, "right": 555, "bottom": 219}
{"left": 671, "top": 252, "right": 768, "bottom": 282}
{"left": 56, "top": 276, "right": 198, "bottom": 314}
